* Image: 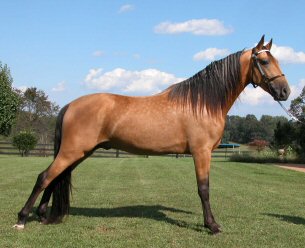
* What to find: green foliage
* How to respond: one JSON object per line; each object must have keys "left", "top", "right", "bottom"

{"left": 221, "top": 130, "right": 230, "bottom": 143}
{"left": 272, "top": 87, "right": 305, "bottom": 157}
{"left": 289, "top": 86, "right": 305, "bottom": 156}
{"left": 13, "top": 87, "right": 59, "bottom": 143}
{"left": 12, "top": 131, "right": 38, "bottom": 156}
{"left": 224, "top": 114, "right": 288, "bottom": 144}
{"left": 289, "top": 86, "right": 305, "bottom": 121}
{"left": 230, "top": 149, "right": 303, "bottom": 164}
{"left": 273, "top": 121, "right": 296, "bottom": 148}
{"left": 0, "top": 62, "right": 21, "bottom": 136}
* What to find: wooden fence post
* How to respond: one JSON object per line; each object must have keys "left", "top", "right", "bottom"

{"left": 116, "top": 149, "right": 119, "bottom": 158}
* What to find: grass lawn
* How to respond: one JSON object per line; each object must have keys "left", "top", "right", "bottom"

{"left": 1, "top": 156, "right": 305, "bottom": 248}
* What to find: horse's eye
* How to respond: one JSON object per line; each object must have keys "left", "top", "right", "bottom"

{"left": 259, "top": 59, "right": 269, "bottom": 65}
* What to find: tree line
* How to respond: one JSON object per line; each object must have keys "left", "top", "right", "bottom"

{"left": 223, "top": 114, "right": 288, "bottom": 144}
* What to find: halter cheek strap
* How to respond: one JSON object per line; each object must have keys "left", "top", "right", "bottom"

{"left": 251, "top": 49, "right": 285, "bottom": 88}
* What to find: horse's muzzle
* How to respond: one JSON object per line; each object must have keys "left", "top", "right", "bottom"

{"left": 270, "top": 83, "right": 291, "bottom": 101}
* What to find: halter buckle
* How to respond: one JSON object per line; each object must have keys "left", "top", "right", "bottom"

{"left": 251, "top": 82, "right": 258, "bottom": 88}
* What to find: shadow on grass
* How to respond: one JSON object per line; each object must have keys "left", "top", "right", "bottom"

{"left": 69, "top": 204, "right": 203, "bottom": 232}
{"left": 264, "top": 213, "right": 305, "bottom": 225}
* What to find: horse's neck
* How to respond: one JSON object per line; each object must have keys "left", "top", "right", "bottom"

{"left": 222, "top": 85, "right": 245, "bottom": 118}
{"left": 222, "top": 50, "right": 251, "bottom": 116}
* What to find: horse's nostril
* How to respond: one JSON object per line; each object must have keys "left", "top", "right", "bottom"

{"left": 280, "top": 87, "right": 289, "bottom": 98}
{"left": 279, "top": 86, "right": 290, "bottom": 100}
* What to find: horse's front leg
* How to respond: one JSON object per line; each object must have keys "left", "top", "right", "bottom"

{"left": 13, "top": 170, "right": 48, "bottom": 229}
{"left": 193, "top": 149, "right": 221, "bottom": 234}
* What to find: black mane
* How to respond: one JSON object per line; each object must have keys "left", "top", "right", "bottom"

{"left": 168, "top": 50, "right": 243, "bottom": 115}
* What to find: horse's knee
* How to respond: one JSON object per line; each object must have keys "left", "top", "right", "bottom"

{"left": 35, "top": 171, "right": 48, "bottom": 190}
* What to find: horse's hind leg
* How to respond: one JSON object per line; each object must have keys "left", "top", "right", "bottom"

{"left": 14, "top": 151, "right": 85, "bottom": 229}
{"left": 35, "top": 182, "right": 55, "bottom": 223}
{"left": 193, "top": 149, "right": 221, "bottom": 234}
{"left": 35, "top": 152, "right": 91, "bottom": 223}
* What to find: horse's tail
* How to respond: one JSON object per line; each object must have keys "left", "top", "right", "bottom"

{"left": 47, "top": 104, "right": 71, "bottom": 224}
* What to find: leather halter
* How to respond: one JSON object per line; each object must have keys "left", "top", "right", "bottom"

{"left": 251, "top": 49, "right": 285, "bottom": 88}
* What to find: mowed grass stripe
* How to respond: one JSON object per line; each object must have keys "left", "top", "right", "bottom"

{"left": 0, "top": 156, "right": 305, "bottom": 248}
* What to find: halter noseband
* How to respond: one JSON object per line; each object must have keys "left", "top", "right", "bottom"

{"left": 251, "top": 49, "right": 285, "bottom": 88}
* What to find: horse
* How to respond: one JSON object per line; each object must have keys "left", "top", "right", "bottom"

{"left": 14, "top": 35, "right": 290, "bottom": 234}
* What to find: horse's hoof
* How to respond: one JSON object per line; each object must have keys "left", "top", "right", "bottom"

{"left": 38, "top": 216, "right": 48, "bottom": 225}
{"left": 39, "top": 219, "right": 48, "bottom": 225}
{"left": 205, "top": 223, "right": 221, "bottom": 235}
{"left": 211, "top": 226, "right": 221, "bottom": 235}
{"left": 13, "top": 224, "right": 25, "bottom": 230}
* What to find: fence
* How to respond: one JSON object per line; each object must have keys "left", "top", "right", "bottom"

{"left": 0, "top": 142, "right": 239, "bottom": 158}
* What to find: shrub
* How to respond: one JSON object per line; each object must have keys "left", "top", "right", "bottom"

{"left": 229, "top": 149, "right": 303, "bottom": 164}
{"left": 248, "top": 139, "right": 269, "bottom": 152}
{"left": 12, "top": 131, "right": 37, "bottom": 157}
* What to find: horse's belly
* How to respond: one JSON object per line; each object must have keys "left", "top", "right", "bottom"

{"left": 109, "top": 124, "right": 188, "bottom": 155}
{"left": 111, "top": 142, "right": 189, "bottom": 155}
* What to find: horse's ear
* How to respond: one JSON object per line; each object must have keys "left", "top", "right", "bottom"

{"left": 265, "top": 38, "right": 273, "bottom": 50}
{"left": 256, "top": 35, "right": 265, "bottom": 50}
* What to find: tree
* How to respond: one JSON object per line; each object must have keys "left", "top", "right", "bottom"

{"left": 273, "top": 121, "right": 295, "bottom": 149}
{"left": 260, "top": 115, "right": 288, "bottom": 142}
{"left": 288, "top": 86, "right": 305, "bottom": 156}
{"left": 12, "top": 131, "right": 38, "bottom": 157}
{"left": 13, "top": 87, "right": 59, "bottom": 143}
{"left": 289, "top": 86, "right": 305, "bottom": 121}
{"left": 0, "top": 62, "right": 20, "bottom": 136}
{"left": 272, "top": 86, "right": 305, "bottom": 158}
{"left": 224, "top": 115, "right": 251, "bottom": 143}
{"left": 243, "top": 114, "right": 261, "bottom": 143}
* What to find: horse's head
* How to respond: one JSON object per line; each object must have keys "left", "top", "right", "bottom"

{"left": 250, "top": 35, "right": 291, "bottom": 101}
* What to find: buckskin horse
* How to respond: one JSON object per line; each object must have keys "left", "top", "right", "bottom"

{"left": 14, "top": 36, "right": 290, "bottom": 234}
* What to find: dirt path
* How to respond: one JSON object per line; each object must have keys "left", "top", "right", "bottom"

{"left": 277, "top": 164, "right": 305, "bottom": 173}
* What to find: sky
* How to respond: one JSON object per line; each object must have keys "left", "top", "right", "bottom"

{"left": 1, "top": 0, "right": 305, "bottom": 118}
